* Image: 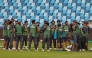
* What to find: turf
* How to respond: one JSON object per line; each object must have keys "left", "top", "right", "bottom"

{"left": 0, "top": 40, "right": 92, "bottom": 58}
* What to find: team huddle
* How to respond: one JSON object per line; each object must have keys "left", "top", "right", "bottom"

{"left": 3, "top": 18, "right": 90, "bottom": 52}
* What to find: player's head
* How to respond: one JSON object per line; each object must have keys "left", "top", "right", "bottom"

{"left": 32, "top": 20, "right": 35, "bottom": 24}
{"left": 11, "top": 18, "right": 14, "bottom": 22}
{"left": 36, "top": 22, "right": 40, "bottom": 26}
{"left": 51, "top": 20, "right": 55, "bottom": 25}
{"left": 15, "top": 21, "right": 18, "bottom": 25}
{"left": 9, "top": 21, "right": 13, "bottom": 25}
{"left": 25, "top": 21, "right": 28, "bottom": 25}
{"left": 65, "top": 21, "right": 68, "bottom": 25}
{"left": 57, "top": 20, "right": 60, "bottom": 23}
{"left": 44, "top": 21, "right": 47, "bottom": 25}
{"left": 18, "top": 22, "right": 21, "bottom": 25}
{"left": 57, "top": 20, "right": 61, "bottom": 26}
{"left": 45, "top": 22, "right": 49, "bottom": 26}
{"left": 4, "top": 20, "right": 8, "bottom": 25}
{"left": 73, "top": 20, "right": 77, "bottom": 25}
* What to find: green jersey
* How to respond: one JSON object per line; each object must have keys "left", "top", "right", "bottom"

{"left": 63, "top": 25, "right": 69, "bottom": 35}
{"left": 81, "top": 26, "right": 89, "bottom": 37}
{"left": 16, "top": 24, "right": 23, "bottom": 35}
{"left": 57, "top": 25, "right": 63, "bottom": 38}
{"left": 23, "top": 25, "right": 28, "bottom": 36}
{"left": 29, "top": 24, "right": 37, "bottom": 36}
{"left": 73, "top": 25, "right": 81, "bottom": 35}
{"left": 3, "top": 25, "right": 7, "bottom": 37}
{"left": 36, "top": 26, "right": 41, "bottom": 36}
{"left": 50, "top": 25, "right": 56, "bottom": 35}
{"left": 44, "top": 26, "right": 51, "bottom": 38}
{"left": 7, "top": 25, "right": 13, "bottom": 37}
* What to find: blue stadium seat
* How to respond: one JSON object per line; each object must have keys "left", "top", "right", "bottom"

{"left": 0, "top": 3, "right": 3, "bottom": 6}
{"left": 86, "top": 0, "right": 91, "bottom": 3}
{"left": 72, "top": 7, "right": 76, "bottom": 12}
{"left": 81, "top": 3, "right": 85, "bottom": 9}
{"left": 40, "top": 3, "right": 45, "bottom": 9}
{"left": 32, "top": 6, "right": 36, "bottom": 12}
{"left": 25, "top": 0, "right": 29, "bottom": 3}
{"left": 33, "top": 0, "right": 38, "bottom": 3}
{"left": 90, "top": 10, "right": 92, "bottom": 16}
{"left": 76, "top": 10, "right": 80, "bottom": 16}
{"left": 54, "top": 3, "right": 59, "bottom": 9}
{"left": 50, "top": 3, "right": 54, "bottom": 6}
{"left": 46, "top": 0, "right": 51, "bottom": 3}
{"left": 35, "top": 3, "right": 41, "bottom": 6}
{"left": 0, "top": 12, "right": 3, "bottom": 18}
{"left": 4, "top": 15, "right": 8, "bottom": 20}
{"left": 31, "top": 16, "right": 35, "bottom": 20}
{"left": 72, "top": 0, "right": 77, "bottom": 3}
{"left": 64, "top": 0, "right": 68, "bottom": 6}
{"left": 85, "top": 16, "right": 89, "bottom": 21}
{"left": 59, "top": 0, "right": 64, "bottom": 3}
{"left": 17, "top": 16, "right": 22, "bottom": 20}
{"left": 66, "top": 13, "right": 71, "bottom": 19}
{"left": 38, "top": 0, "right": 42, "bottom": 3}
{"left": 44, "top": 16, "right": 48, "bottom": 20}
{"left": 67, "top": 3, "right": 72, "bottom": 9}
{"left": 12, "top": 0, "right": 16, "bottom": 3}
{"left": 1, "top": 6, "right": 5, "bottom": 9}
{"left": 51, "top": 0, "right": 55, "bottom": 3}
{"left": 71, "top": 16, "right": 75, "bottom": 21}
{"left": 45, "top": 6, "right": 50, "bottom": 12}
{"left": 80, "top": 13, "right": 85, "bottom": 18}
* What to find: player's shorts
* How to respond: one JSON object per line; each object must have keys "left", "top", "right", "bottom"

{"left": 4, "top": 36, "right": 8, "bottom": 41}
{"left": 61, "top": 37, "right": 67, "bottom": 42}
{"left": 57, "top": 38, "right": 62, "bottom": 43}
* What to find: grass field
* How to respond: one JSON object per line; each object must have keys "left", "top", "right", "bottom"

{"left": 0, "top": 40, "right": 92, "bottom": 58}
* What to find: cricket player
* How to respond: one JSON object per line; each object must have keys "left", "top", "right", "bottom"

{"left": 57, "top": 20, "right": 63, "bottom": 50}
{"left": 22, "top": 21, "right": 28, "bottom": 49}
{"left": 36, "top": 22, "right": 41, "bottom": 50}
{"left": 28, "top": 20, "right": 38, "bottom": 51}
{"left": 42, "top": 22, "right": 51, "bottom": 51}
{"left": 62, "top": 21, "right": 71, "bottom": 50}
{"left": 50, "top": 20, "right": 56, "bottom": 49}
{"left": 81, "top": 21, "right": 89, "bottom": 51}
{"left": 15, "top": 22, "right": 23, "bottom": 51}
{"left": 3, "top": 20, "right": 8, "bottom": 50}
{"left": 72, "top": 21, "right": 81, "bottom": 51}
{"left": 6, "top": 21, "right": 14, "bottom": 50}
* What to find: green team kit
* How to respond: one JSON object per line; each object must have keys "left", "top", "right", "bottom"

{"left": 3, "top": 20, "right": 90, "bottom": 51}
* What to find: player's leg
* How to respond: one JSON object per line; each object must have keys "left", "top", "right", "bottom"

{"left": 28, "top": 34, "right": 32, "bottom": 51}
{"left": 47, "top": 38, "right": 50, "bottom": 51}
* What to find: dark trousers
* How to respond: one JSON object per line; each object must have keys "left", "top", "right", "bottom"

{"left": 50, "top": 35, "right": 56, "bottom": 48}
{"left": 23, "top": 35, "right": 27, "bottom": 46}
{"left": 73, "top": 34, "right": 81, "bottom": 51}
{"left": 42, "top": 37, "right": 50, "bottom": 50}
{"left": 16, "top": 35, "right": 23, "bottom": 50}
{"left": 79, "top": 36, "right": 88, "bottom": 50}
{"left": 6, "top": 35, "right": 13, "bottom": 49}
{"left": 57, "top": 38, "right": 62, "bottom": 48}
{"left": 28, "top": 34, "right": 37, "bottom": 50}
{"left": 36, "top": 35, "right": 40, "bottom": 48}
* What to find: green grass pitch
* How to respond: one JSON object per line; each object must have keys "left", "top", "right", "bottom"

{"left": 0, "top": 40, "right": 92, "bottom": 58}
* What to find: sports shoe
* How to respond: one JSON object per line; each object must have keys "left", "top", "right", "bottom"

{"left": 3, "top": 48, "right": 6, "bottom": 50}
{"left": 41, "top": 49, "right": 45, "bottom": 51}
{"left": 47, "top": 50, "right": 50, "bottom": 51}
{"left": 20, "top": 50, "right": 23, "bottom": 51}
{"left": 12, "top": 48, "right": 16, "bottom": 50}
{"left": 49, "top": 48, "right": 52, "bottom": 50}
{"left": 80, "top": 49, "right": 82, "bottom": 51}
{"left": 90, "top": 48, "right": 92, "bottom": 51}
{"left": 82, "top": 49, "right": 86, "bottom": 51}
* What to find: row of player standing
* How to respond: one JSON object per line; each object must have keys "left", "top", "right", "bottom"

{"left": 3, "top": 18, "right": 90, "bottom": 51}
